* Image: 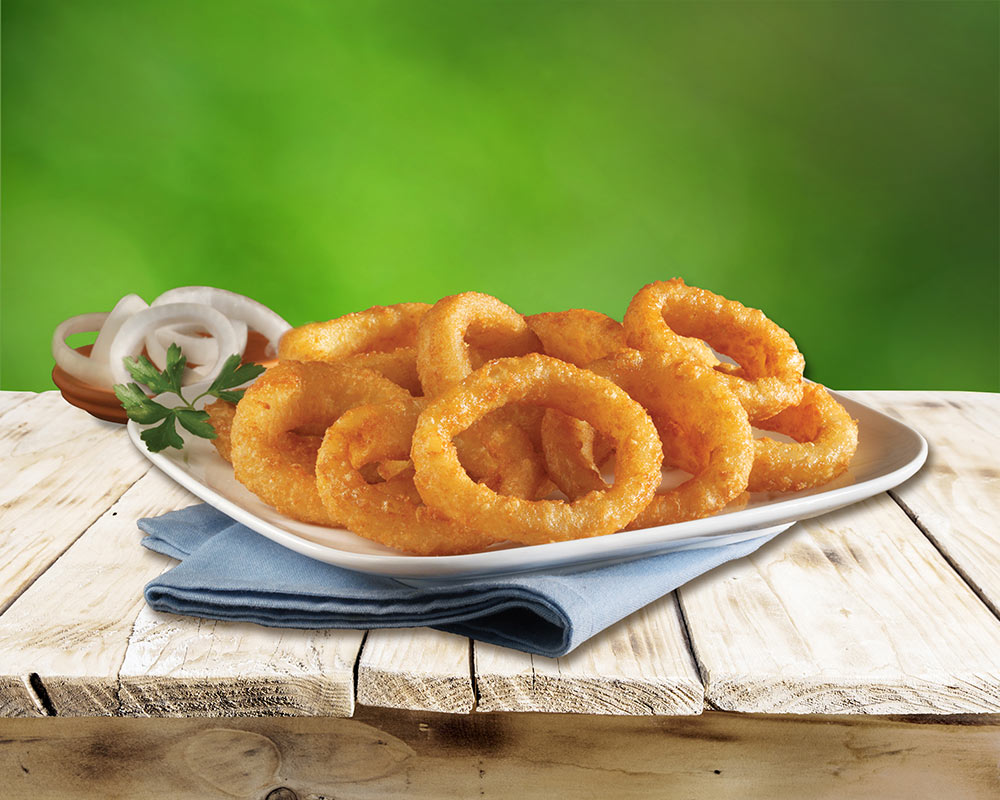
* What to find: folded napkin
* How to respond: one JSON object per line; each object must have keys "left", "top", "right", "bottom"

{"left": 139, "top": 504, "right": 779, "bottom": 657}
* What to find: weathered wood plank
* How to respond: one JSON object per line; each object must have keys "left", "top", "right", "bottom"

{"left": 357, "top": 628, "right": 475, "bottom": 713}
{"left": 474, "top": 593, "right": 703, "bottom": 714}
{"left": 0, "top": 391, "right": 33, "bottom": 417}
{"left": 0, "top": 392, "right": 151, "bottom": 612}
{"left": 680, "top": 494, "right": 1000, "bottom": 714}
{"left": 0, "top": 470, "right": 195, "bottom": 717}
{"left": 118, "top": 611, "right": 364, "bottom": 718}
{"left": 852, "top": 390, "right": 1000, "bottom": 618}
{"left": 1, "top": 710, "right": 998, "bottom": 799}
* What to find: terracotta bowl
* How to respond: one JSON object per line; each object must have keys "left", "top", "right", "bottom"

{"left": 52, "top": 332, "right": 278, "bottom": 425}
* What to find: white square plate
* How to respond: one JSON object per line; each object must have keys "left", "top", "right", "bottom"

{"left": 128, "top": 391, "right": 927, "bottom": 580}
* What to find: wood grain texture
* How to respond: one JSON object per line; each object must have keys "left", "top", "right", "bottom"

{"left": 2, "top": 710, "right": 998, "bottom": 799}
{"left": 474, "top": 594, "right": 703, "bottom": 714}
{"left": 0, "top": 392, "right": 150, "bottom": 613}
{"left": 852, "top": 391, "right": 1000, "bottom": 618}
{"left": 680, "top": 494, "right": 1000, "bottom": 714}
{"left": 357, "top": 628, "right": 475, "bottom": 713}
{"left": 0, "top": 470, "right": 195, "bottom": 716}
{"left": 118, "top": 609, "right": 364, "bottom": 718}
{"left": 0, "top": 391, "right": 33, "bottom": 417}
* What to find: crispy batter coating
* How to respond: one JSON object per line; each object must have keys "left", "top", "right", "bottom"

{"left": 589, "top": 350, "right": 754, "bottom": 528}
{"left": 316, "top": 398, "right": 501, "bottom": 555}
{"left": 338, "top": 347, "right": 423, "bottom": 396}
{"left": 526, "top": 309, "right": 627, "bottom": 368}
{"left": 230, "top": 361, "right": 409, "bottom": 525}
{"left": 749, "top": 382, "right": 859, "bottom": 493}
{"left": 278, "top": 303, "right": 430, "bottom": 362}
{"left": 411, "top": 354, "right": 663, "bottom": 544}
{"left": 624, "top": 278, "right": 804, "bottom": 420}
{"left": 416, "top": 291, "right": 541, "bottom": 396}
{"left": 417, "top": 291, "right": 547, "bottom": 496}
{"left": 205, "top": 398, "right": 237, "bottom": 463}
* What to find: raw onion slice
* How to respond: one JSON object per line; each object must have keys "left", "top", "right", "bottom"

{"left": 52, "top": 312, "right": 112, "bottom": 387}
{"left": 89, "top": 294, "right": 149, "bottom": 370}
{"left": 109, "top": 303, "right": 241, "bottom": 394}
{"left": 151, "top": 286, "right": 290, "bottom": 357}
{"left": 145, "top": 320, "right": 249, "bottom": 377}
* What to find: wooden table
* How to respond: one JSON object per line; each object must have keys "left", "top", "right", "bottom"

{"left": 1, "top": 390, "right": 998, "bottom": 798}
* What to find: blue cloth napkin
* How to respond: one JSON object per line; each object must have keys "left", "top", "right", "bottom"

{"left": 139, "top": 504, "right": 779, "bottom": 657}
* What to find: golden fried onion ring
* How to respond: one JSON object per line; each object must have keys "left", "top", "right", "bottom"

{"left": 568, "top": 350, "right": 756, "bottom": 528}
{"left": 526, "top": 309, "right": 627, "bottom": 368}
{"left": 417, "top": 291, "right": 548, "bottom": 496}
{"left": 411, "top": 354, "right": 663, "bottom": 544}
{"left": 338, "top": 347, "right": 422, "bottom": 396}
{"left": 230, "top": 361, "right": 409, "bottom": 525}
{"left": 205, "top": 398, "right": 237, "bottom": 463}
{"left": 624, "top": 279, "right": 804, "bottom": 420}
{"left": 416, "top": 291, "right": 540, "bottom": 397}
{"left": 316, "top": 398, "right": 500, "bottom": 555}
{"left": 278, "top": 302, "right": 430, "bottom": 362}
{"left": 749, "top": 382, "right": 859, "bottom": 493}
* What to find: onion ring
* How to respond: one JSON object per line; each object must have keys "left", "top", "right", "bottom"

{"left": 581, "top": 350, "right": 754, "bottom": 528}
{"left": 52, "top": 312, "right": 112, "bottom": 388}
{"left": 90, "top": 294, "right": 149, "bottom": 371}
{"left": 278, "top": 302, "right": 430, "bottom": 362}
{"left": 539, "top": 409, "right": 614, "bottom": 500}
{"left": 411, "top": 354, "right": 662, "bottom": 544}
{"left": 108, "top": 303, "right": 243, "bottom": 396}
{"left": 416, "top": 292, "right": 540, "bottom": 397}
{"left": 526, "top": 309, "right": 627, "bottom": 368}
{"left": 416, "top": 292, "right": 548, "bottom": 496}
{"left": 152, "top": 286, "right": 291, "bottom": 358}
{"left": 145, "top": 320, "right": 249, "bottom": 374}
{"left": 205, "top": 399, "right": 237, "bottom": 463}
{"left": 316, "top": 398, "right": 500, "bottom": 555}
{"left": 623, "top": 278, "right": 804, "bottom": 420}
{"left": 748, "top": 382, "right": 859, "bottom": 493}
{"left": 230, "top": 361, "right": 410, "bottom": 525}
{"left": 337, "top": 347, "right": 423, "bottom": 396}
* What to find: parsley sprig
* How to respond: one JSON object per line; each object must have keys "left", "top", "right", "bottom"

{"left": 113, "top": 343, "right": 265, "bottom": 453}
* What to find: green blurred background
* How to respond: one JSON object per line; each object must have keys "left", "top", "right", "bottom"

{"left": 3, "top": 0, "right": 998, "bottom": 392}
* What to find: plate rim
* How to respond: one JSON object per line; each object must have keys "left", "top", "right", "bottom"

{"left": 127, "top": 389, "right": 928, "bottom": 578}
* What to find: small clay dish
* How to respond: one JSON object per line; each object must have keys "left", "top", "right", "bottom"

{"left": 52, "top": 344, "right": 129, "bottom": 424}
{"left": 52, "top": 331, "right": 279, "bottom": 425}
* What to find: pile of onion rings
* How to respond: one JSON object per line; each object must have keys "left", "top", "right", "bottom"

{"left": 210, "top": 279, "right": 858, "bottom": 555}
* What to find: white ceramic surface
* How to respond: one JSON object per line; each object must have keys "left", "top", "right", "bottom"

{"left": 128, "top": 391, "right": 927, "bottom": 579}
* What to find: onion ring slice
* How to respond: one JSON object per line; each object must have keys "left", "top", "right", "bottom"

{"left": 589, "top": 350, "right": 754, "bottom": 528}
{"left": 152, "top": 286, "right": 291, "bottom": 358}
{"left": 411, "top": 354, "right": 662, "bottom": 544}
{"left": 90, "top": 294, "right": 149, "bottom": 371}
{"left": 416, "top": 292, "right": 540, "bottom": 397}
{"left": 108, "top": 303, "right": 242, "bottom": 396}
{"left": 749, "top": 382, "right": 859, "bottom": 493}
{"left": 526, "top": 309, "right": 627, "bottom": 368}
{"left": 624, "top": 279, "right": 804, "bottom": 420}
{"left": 52, "top": 312, "right": 112, "bottom": 387}
{"left": 316, "top": 398, "right": 501, "bottom": 555}
{"left": 279, "top": 303, "right": 431, "bottom": 362}
{"left": 230, "top": 361, "right": 410, "bottom": 525}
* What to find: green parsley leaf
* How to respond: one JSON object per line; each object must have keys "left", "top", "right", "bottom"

{"left": 113, "top": 383, "right": 172, "bottom": 424}
{"left": 139, "top": 414, "right": 184, "bottom": 453}
{"left": 208, "top": 354, "right": 266, "bottom": 396}
{"left": 212, "top": 388, "right": 247, "bottom": 404}
{"left": 162, "top": 342, "right": 187, "bottom": 396}
{"left": 123, "top": 354, "right": 174, "bottom": 395}
{"left": 175, "top": 408, "right": 217, "bottom": 439}
{"left": 118, "top": 341, "right": 265, "bottom": 453}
